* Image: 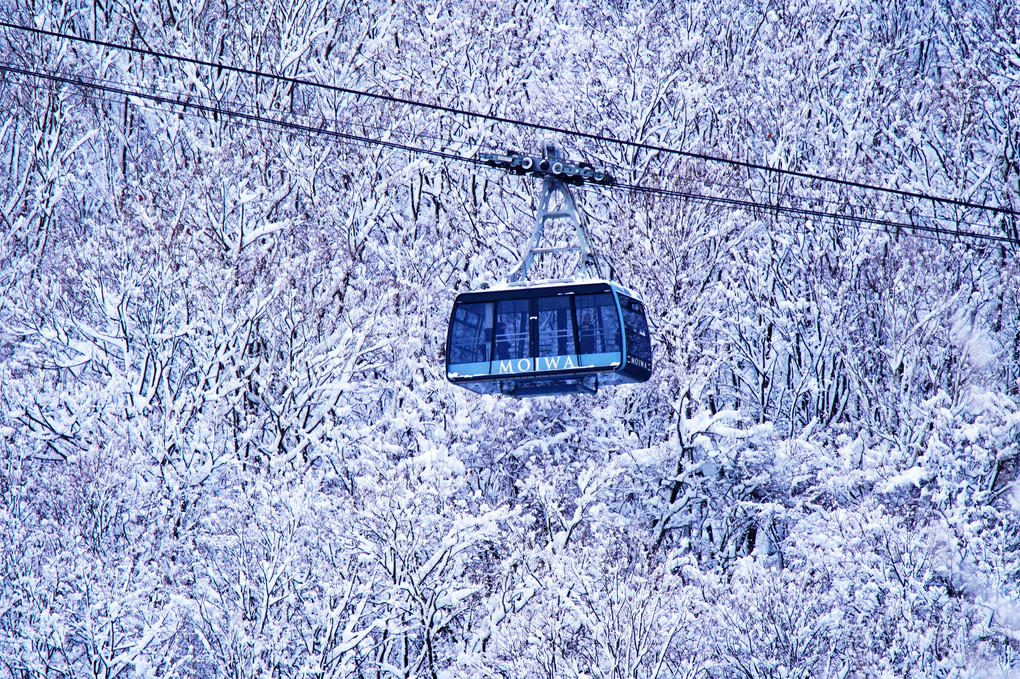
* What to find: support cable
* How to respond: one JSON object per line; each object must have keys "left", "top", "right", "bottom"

{"left": 2, "top": 62, "right": 1016, "bottom": 248}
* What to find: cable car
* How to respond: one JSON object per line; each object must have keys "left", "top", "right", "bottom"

{"left": 446, "top": 142, "right": 653, "bottom": 396}
{"left": 446, "top": 279, "right": 652, "bottom": 396}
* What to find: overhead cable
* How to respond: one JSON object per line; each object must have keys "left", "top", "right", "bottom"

{"left": 1, "top": 20, "right": 1016, "bottom": 218}
{"left": 609, "top": 183, "right": 1017, "bottom": 246}
{"left": 2, "top": 63, "right": 1016, "bottom": 248}
{"left": 0, "top": 63, "right": 485, "bottom": 167}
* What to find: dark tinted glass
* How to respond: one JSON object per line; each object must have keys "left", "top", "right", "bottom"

{"left": 537, "top": 296, "right": 576, "bottom": 357}
{"left": 495, "top": 298, "right": 531, "bottom": 360}
{"left": 575, "top": 293, "right": 621, "bottom": 354}
{"left": 619, "top": 295, "right": 651, "bottom": 365}
{"left": 449, "top": 302, "right": 493, "bottom": 363}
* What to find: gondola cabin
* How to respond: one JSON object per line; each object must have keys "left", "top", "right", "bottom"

{"left": 446, "top": 280, "right": 652, "bottom": 396}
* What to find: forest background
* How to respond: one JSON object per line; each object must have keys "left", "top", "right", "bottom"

{"left": 1, "top": 0, "right": 1019, "bottom": 676}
